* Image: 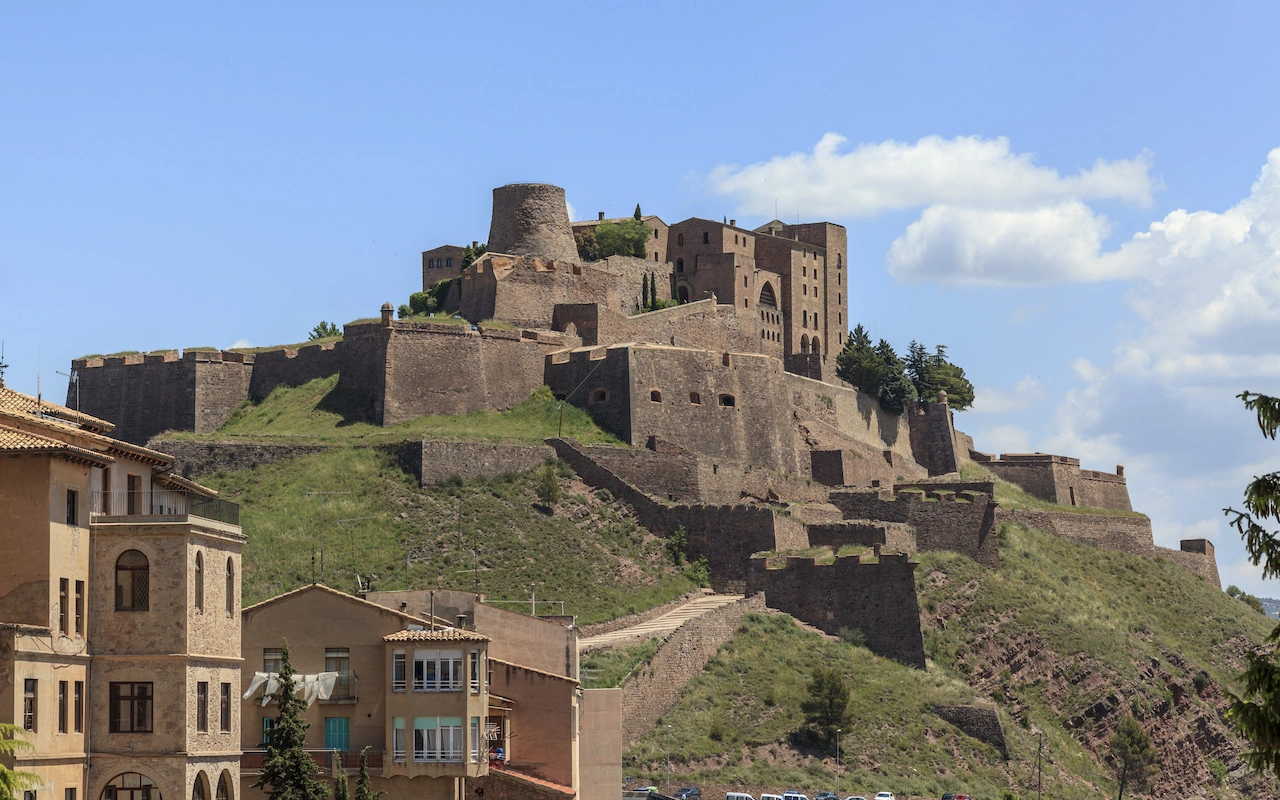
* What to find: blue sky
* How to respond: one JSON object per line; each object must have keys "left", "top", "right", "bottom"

{"left": 4, "top": 2, "right": 1279, "bottom": 594}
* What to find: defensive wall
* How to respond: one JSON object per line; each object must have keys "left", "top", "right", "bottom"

{"left": 147, "top": 439, "right": 333, "bottom": 478}
{"left": 805, "top": 519, "right": 917, "bottom": 554}
{"left": 550, "top": 298, "right": 760, "bottom": 354}
{"left": 547, "top": 438, "right": 807, "bottom": 592}
{"left": 619, "top": 593, "right": 766, "bottom": 746}
{"left": 909, "top": 400, "right": 968, "bottom": 476}
{"left": 931, "top": 705, "right": 1009, "bottom": 760}
{"left": 974, "top": 452, "right": 1132, "bottom": 511}
{"left": 829, "top": 487, "right": 1000, "bottom": 568}
{"left": 338, "top": 317, "right": 580, "bottom": 425}
{"left": 1155, "top": 539, "right": 1222, "bottom": 589}
{"left": 459, "top": 254, "right": 627, "bottom": 329}
{"left": 398, "top": 441, "right": 558, "bottom": 487}
{"left": 809, "top": 441, "right": 924, "bottom": 489}
{"left": 994, "top": 507, "right": 1155, "bottom": 559}
{"left": 746, "top": 552, "right": 927, "bottom": 668}
{"left": 545, "top": 344, "right": 802, "bottom": 475}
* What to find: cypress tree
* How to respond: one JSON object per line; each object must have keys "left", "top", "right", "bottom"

{"left": 332, "top": 768, "right": 349, "bottom": 800}
{"left": 354, "top": 748, "right": 384, "bottom": 800}
{"left": 634, "top": 203, "right": 642, "bottom": 220}
{"left": 642, "top": 272, "right": 650, "bottom": 310}
{"left": 253, "top": 642, "right": 328, "bottom": 800}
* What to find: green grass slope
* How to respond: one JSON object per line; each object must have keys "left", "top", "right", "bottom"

{"left": 628, "top": 523, "right": 1276, "bottom": 799}
{"left": 203, "top": 448, "right": 695, "bottom": 621}
{"left": 168, "top": 376, "right": 620, "bottom": 445}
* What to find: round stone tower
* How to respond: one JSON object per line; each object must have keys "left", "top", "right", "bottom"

{"left": 486, "top": 183, "right": 579, "bottom": 262}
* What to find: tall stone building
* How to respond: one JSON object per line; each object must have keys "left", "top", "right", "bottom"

{"left": 0, "top": 385, "right": 243, "bottom": 800}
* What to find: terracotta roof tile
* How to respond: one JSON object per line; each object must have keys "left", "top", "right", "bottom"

{"left": 0, "top": 424, "right": 114, "bottom": 466}
{"left": 0, "top": 387, "right": 115, "bottom": 433}
{"left": 383, "top": 628, "right": 489, "bottom": 643}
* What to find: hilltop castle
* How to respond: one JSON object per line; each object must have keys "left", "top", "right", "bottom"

{"left": 64, "top": 182, "right": 1221, "bottom": 671}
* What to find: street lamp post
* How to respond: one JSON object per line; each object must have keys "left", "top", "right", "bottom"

{"left": 835, "top": 728, "right": 841, "bottom": 796}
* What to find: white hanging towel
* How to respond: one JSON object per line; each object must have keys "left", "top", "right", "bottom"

{"left": 244, "top": 671, "right": 342, "bottom": 708}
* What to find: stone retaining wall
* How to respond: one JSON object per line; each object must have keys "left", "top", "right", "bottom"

{"left": 996, "top": 508, "right": 1155, "bottom": 558}
{"left": 412, "top": 441, "right": 556, "bottom": 486}
{"left": 148, "top": 439, "right": 332, "bottom": 478}
{"left": 619, "top": 594, "right": 765, "bottom": 746}
{"left": 931, "top": 705, "right": 1009, "bottom": 759}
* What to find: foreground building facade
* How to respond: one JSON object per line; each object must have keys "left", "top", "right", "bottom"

{"left": 0, "top": 385, "right": 243, "bottom": 800}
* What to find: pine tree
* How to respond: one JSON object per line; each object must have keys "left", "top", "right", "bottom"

{"left": 1225, "top": 391, "right": 1280, "bottom": 777}
{"left": 253, "top": 642, "right": 328, "bottom": 800}
{"left": 1109, "top": 716, "right": 1158, "bottom": 799}
{"left": 353, "top": 748, "right": 384, "bottom": 800}
{"left": 0, "top": 723, "right": 37, "bottom": 800}
{"left": 799, "top": 667, "right": 851, "bottom": 753}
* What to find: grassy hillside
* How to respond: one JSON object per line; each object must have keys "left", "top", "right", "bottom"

{"left": 169, "top": 376, "right": 620, "bottom": 444}
{"left": 627, "top": 523, "right": 1276, "bottom": 799}
{"left": 203, "top": 448, "right": 695, "bottom": 621}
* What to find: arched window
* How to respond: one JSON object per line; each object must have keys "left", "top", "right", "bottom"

{"left": 759, "top": 282, "right": 777, "bottom": 309}
{"left": 194, "top": 552, "right": 203, "bottom": 612}
{"left": 801, "top": 335, "right": 810, "bottom": 354}
{"left": 676, "top": 258, "right": 684, "bottom": 273}
{"left": 649, "top": 389, "right": 662, "bottom": 403}
{"left": 446, "top": 258, "right": 453, "bottom": 268}
{"left": 226, "top": 558, "right": 235, "bottom": 615}
{"left": 192, "top": 774, "right": 208, "bottom": 800}
{"left": 216, "top": 774, "right": 231, "bottom": 800}
{"left": 115, "top": 550, "right": 149, "bottom": 611}
{"left": 812, "top": 337, "right": 821, "bottom": 354}
{"left": 102, "top": 773, "right": 161, "bottom": 800}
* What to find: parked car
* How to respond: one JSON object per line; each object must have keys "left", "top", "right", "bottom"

{"left": 942, "top": 794, "right": 956, "bottom": 800}
{"left": 874, "top": 794, "right": 895, "bottom": 800}
{"left": 675, "top": 789, "right": 702, "bottom": 800}
{"left": 760, "top": 793, "right": 784, "bottom": 800}
{"left": 815, "top": 792, "right": 839, "bottom": 800}
{"left": 844, "top": 796, "right": 868, "bottom": 800}
{"left": 726, "top": 793, "right": 757, "bottom": 800}
{"left": 782, "top": 792, "right": 810, "bottom": 800}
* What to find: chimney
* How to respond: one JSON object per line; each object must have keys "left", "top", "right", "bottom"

{"left": 730, "top": 219, "right": 736, "bottom": 227}
{"left": 456, "top": 614, "right": 467, "bottom": 630}
{"left": 598, "top": 211, "right": 605, "bottom": 221}
{"left": 472, "top": 240, "right": 478, "bottom": 249}
{"left": 1116, "top": 464, "right": 1125, "bottom": 477}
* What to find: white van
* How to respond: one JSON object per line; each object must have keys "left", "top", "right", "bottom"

{"left": 760, "top": 794, "right": 784, "bottom": 800}
{"left": 726, "top": 794, "right": 756, "bottom": 800}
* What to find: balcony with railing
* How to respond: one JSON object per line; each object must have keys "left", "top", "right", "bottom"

{"left": 241, "top": 749, "right": 383, "bottom": 777}
{"left": 91, "top": 490, "right": 240, "bottom": 526}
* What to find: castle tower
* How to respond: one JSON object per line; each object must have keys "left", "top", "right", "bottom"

{"left": 486, "top": 183, "right": 579, "bottom": 262}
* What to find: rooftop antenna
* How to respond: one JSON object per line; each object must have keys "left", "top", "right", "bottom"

{"left": 0, "top": 341, "right": 7, "bottom": 388}
{"left": 36, "top": 346, "right": 41, "bottom": 410}
{"left": 57, "top": 368, "right": 80, "bottom": 422}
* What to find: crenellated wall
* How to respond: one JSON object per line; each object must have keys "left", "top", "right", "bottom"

{"left": 829, "top": 487, "right": 1000, "bottom": 568}
{"left": 747, "top": 552, "right": 927, "bottom": 668}
{"left": 806, "top": 519, "right": 917, "bottom": 553}
{"left": 982, "top": 453, "right": 1132, "bottom": 511}
{"left": 1155, "top": 539, "right": 1221, "bottom": 589}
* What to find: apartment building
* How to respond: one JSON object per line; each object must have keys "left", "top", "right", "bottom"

{"left": 241, "top": 585, "right": 621, "bottom": 800}
{"left": 0, "top": 384, "right": 244, "bottom": 800}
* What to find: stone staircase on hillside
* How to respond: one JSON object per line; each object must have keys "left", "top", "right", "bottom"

{"left": 578, "top": 593, "right": 744, "bottom": 652}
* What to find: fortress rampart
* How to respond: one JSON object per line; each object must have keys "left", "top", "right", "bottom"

{"left": 551, "top": 298, "right": 760, "bottom": 354}
{"left": 1155, "top": 539, "right": 1222, "bottom": 589}
{"left": 459, "top": 255, "right": 627, "bottom": 328}
{"left": 806, "top": 519, "right": 917, "bottom": 553}
{"left": 976, "top": 452, "right": 1132, "bottom": 511}
{"left": 746, "top": 552, "right": 927, "bottom": 668}
{"left": 994, "top": 507, "right": 1155, "bottom": 559}
{"left": 829, "top": 487, "right": 1000, "bottom": 568}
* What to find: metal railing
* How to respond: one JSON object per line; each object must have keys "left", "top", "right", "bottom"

{"left": 91, "top": 490, "right": 240, "bottom": 525}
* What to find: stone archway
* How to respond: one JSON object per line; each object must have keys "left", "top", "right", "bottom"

{"left": 101, "top": 772, "right": 162, "bottom": 800}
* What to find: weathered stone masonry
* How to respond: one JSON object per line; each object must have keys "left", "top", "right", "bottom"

{"left": 830, "top": 487, "right": 1000, "bottom": 569}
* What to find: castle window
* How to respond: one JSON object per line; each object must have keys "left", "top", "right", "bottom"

{"left": 838, "top": 293, "right": 842, "bottom": 304}
{"left": 803, "top": 266, "right": 807, "bottom": 277}
{"left": 812, "top": 337, "right": 821, "bottom": 354}
{"left": 194, "top": 552, "right": 203, "bottom": 613}
{"left": 744, "top": 299, "right": 748, "bottom": 308}
{"left": 650, "top": 389, "right": 662, "bottom": 403}
{"left": 801, "top": 335, "right": 809, "bottom": 354}
{"left": 115, "top": 550, "right": 149, "bottom": 611}
{"left": 66, "top": 489, "right": 78, "bottom": 526}
{"left": 676, "top": 258, "right": 684, "bottom": 273}
{"left": 838, "top": 253, "right": 842, "bottom": 267}
{"left": 838, "top": 273, "right": 842, "bottom": 285}
{"left": 654, "top": 252, "right": 659, "bottom": 261}
{"left": 653, "top": 228, "right": 658, "bottom": 238}
{"left": 734, "top": 235, "right": 738, "bottom": 244}
{"left": 814, "top": 313, "right": 820, "bottom": 327}
{"left": 803, "top": 285, "right": 807, "bottom": 296}
{"left": 743, "top": 275, "right": 747, "bottom": 287}
{"left": 718, "top": 394, "right": 736, "bottom": 408}
{"left": 677, "top": 233, "right": 684, "bottom": 245}
{"left": 702, "top": 232, "right": 709, "bottom": 244}
{"left": 803, "top": 311, "right": 808, "bottom": 327}
{"left": 446, "top": 258, "right": 453, "bottom": 268}
{"left": 590, "top": 388, "right": 609, "bottom": 404}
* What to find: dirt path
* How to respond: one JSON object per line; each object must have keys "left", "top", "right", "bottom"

{"left": 578, "top": 593, "right": 744, "bottom": 651}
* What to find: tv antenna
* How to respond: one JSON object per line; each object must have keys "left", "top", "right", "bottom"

{"left": 57, "top": 368, "right": 80, "bottom": 421}
{"left": 0, "top": 341, "right": 7, "bottom": 388}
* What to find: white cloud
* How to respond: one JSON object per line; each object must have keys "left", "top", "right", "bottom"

{"left": 706, "top": 133, "right": 1159, "bottom": 285}
{"left": 565, "top": 199, "right": 578, "bottom": 224}
{"left": 1007, "top": 303, "right": 1049, "bottom": 324}
{"left": 231, "top": 338, "right": 252, "bottom": 349}
{"left": 970, "top": 376, "right": 1048, "bottom": 414}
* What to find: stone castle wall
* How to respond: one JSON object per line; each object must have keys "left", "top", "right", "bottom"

{"left": 829, "top": 488, "right": 1000, "bottom": 568}
{"left": 486, "top": 183, "right": 579, "bottom": 262}
{"left": 982, "top": 454, "right": 1132, "bottom": 511}
{"left": 248, "top": 342, "right": 341, "bottom": 401}
{"left": 746, "top": 553, "right": 926, "bottom": 668}
{"left": 461, "top": 255, "right": 627, "bottom": 328}
{"left": 1155, "top": 539, "right": 1221, "bottom": 589}
{"left": 148, "top": 439, "right": 332, "bottom": 478}
{"left": 619, "top": 593, "right": 766, "bottom": 746}
{"left": 411, "top": 441, "right": 556, "bottom": 486}
{"left": 908, "top": 401, "right": 962, "bottom": 476}
{"left": 995, "top": 507, "right": 1155, "bottom": 559}
{"left": 932, "top": 705, "right": 1009, "bottom": 759}
{"left": 551, "top": 298, "right": 759, "bottom": 354}
{"left": 806, "top": 520, "right": 917, "bottom": 554}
